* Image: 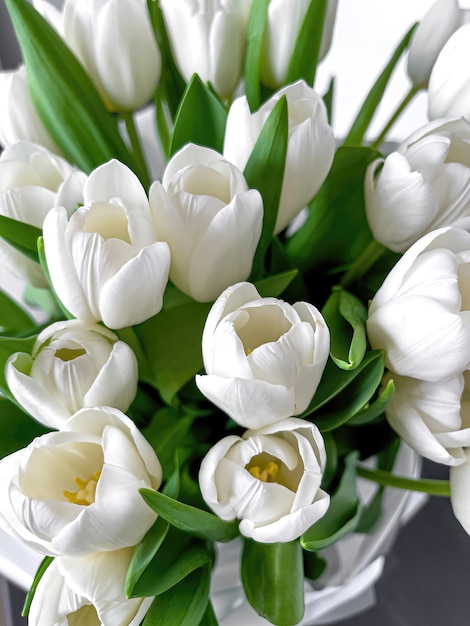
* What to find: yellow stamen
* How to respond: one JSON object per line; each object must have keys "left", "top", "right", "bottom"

{"left": 248, "top": 461, "right": 279, "bottom": 483}
{"left": 64, "top": 470, "right": 101, "bottom": 506}
{"left": 246, "top": 348, "right": 252, "bottom": 356}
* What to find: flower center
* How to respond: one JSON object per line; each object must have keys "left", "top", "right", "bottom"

{"left": 83, "top": 202, "right": 131, "bottom": 243}
{"left": 55, "top": 347, "right": 86, "bottom": 361}
{"left": 247, "top": 461, "right": 280, "bottom": 483}
{"left": 63, "top": 470, "right": 101, "bottom": 506}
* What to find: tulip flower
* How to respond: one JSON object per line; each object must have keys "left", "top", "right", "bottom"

{"left": 199, "top": 418, "right": 329, "bottom": 543}
{"left": 428, "top": 22, "right": 470, "bottom": 120}
{"left": 367, "top": 226, "right": 470, "bottom": 382}
{"left": 160, "top": 0, "right": 251, "bottom": 99}
{"left": 365, "top": 118, "right": 470, "bottom": 252}
{"left": 43, "top": 159, "right": 170, "bottom": 329}
{"left": 260, "top": 0, "right": 338, "bottom": 89}
{"left": 450, "top": 447, "right": 470, "bottom": 536}
{"left": 0, "top": 141, "right": 86, "bottom": 287}
{"left": 0, "top": 407, "right": 161, "bottom": 556}
{"left": 150, "top": 144, "right": 263, "bottom": 302}
{"left": 224, "top": 80, "right": 335, "bottom": 234}
{"left": 385, "top": 372, "right": 470, "bottom": 466}
{"left": 406, "top": 0, "right": 470, "bottom": 89}
{"left": 195, "top": 282, "right": 330, "bottom": 429}
{"left": 29, "top": 548, "right": 153, "bottom": 626}
{"left": 0, "top": 66, "right": 59, "bottom": 152}
{"left": 6, "top": 320, "right": 138, "bottom": 429}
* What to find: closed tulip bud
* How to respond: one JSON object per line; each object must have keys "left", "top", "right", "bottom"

{"left": 29, "top": 549, "right": 153, "bottom": 626}
{"left": 0, "top": 66, "right": 59, "bottom": 152}
{"left": 260, "top": 0, "right": 338, "bottom": 89}
{"left": 43, "top": 159, "right": 170, "bottom": 329}
{"left": 367, "top": 226, "right": 470, "bottom": 382}
{"left": 0, "top": 407, "right": 162, "bottom": 556}
{"left": 0, "top": 141, "right": 86, "bottom": 287}
{"left": 428, "top": 22, "right": 470, "bottom": 120}
{"left": 196, "top": 282, "right": 330, "bottom": 429}
{"left": 160, "top": 0, "right": 251, "bottom": 99}
{"left": 224, "top": 80, "right": 335, "bottom": 234}
{"left": 365, "top": 118, "right": 470, "bottom": 252}
{"left": 199, "top": 418, "right": 329, "bottom": 543}
{"left": 150, "top": 144, "right": 263, "bottom": 302}
{"left": 385, "top": 372, "right": 470, "bottom": 466}
{"left": 407, "top": 0, "right": 470, "bottom": 89}
{"left": 6, "top": 320, "right": 138, "bottom": 429}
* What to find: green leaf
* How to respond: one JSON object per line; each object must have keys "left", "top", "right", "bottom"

{"left": 170, "top": 74, "right": 227, "bottom": 155}
{"left": 143, "top": 408, "right": 193, "bottom": 478}
{"left": 286, "top": 0, "right": 328, "bottom": 86}
{"left": 143, "top": 564, "right": 211, "bottom": 626}
{"left": 301, "top": 452, "right": 361, "bottom": 551}
{"left": 245, "top": 0, "right": 271, "bottom": 111}
{"left": 254, "top": 269, "right": 298, "bottom": 298}
{"left": 303, "top": 551, "right": 327, "bottom": 581}
{"left": 0, "top": 334, "right": 37, "bottom": 401}
{"left": 348, "top": 379, "right": 394, "bottom": 426}
{"left": 343, "top": 23, "right": 418, "bottom": 147}
{"left": 285, "top": 147, "right": 380, "bottom": 273}
{"left": 244, "top": 96, "right": 288, "bottom": 279}
{"left": 5, "top": 0, "right": 135, "bottom": 174}
{"left": 0, "top": 290, "right": 33, "bottom": 333}
{"left": 140, "top": 489, "right": 239, "bottom": 542}
{"left": 321, "top": 287, "right": 367, "bottom": 370}
{"left": 134, "top": 301, "right": 211, "bottom": 403}
{"left": 241, "top": 539, "right": 304, "bottom": 626}
{"left": 0, "top": 215, "right": 41, "bottom": 262}
{"left": 0, "top": 398, "right": 48, "bottom": 460}
{"left": 199, "top": 602, "right": 219, "bottom": 626}
{"left": 322, "top": 76, "right": 335, "bottom": 125}
{"left": 302, "top": 350, "right": 385, "bottom": 431}
{"left": 22, "top": 557, "right": 54, "bottom": 616}
{"left": 321, "top": 431, "right": 338, "bottom": 491}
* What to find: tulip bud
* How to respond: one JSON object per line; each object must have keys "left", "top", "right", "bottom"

{"left": 365, "top": 118, "right": 470, "bottom": 253}
{"left": 6, "top": 319, "right": 138, "bottom": 429}
{"left": 385, "top": 372, "right": 470, "bottom": 466}
{"left": 196, "top": 282, "right": 330, "bottom": 429}
{"left": 367, "top": 226, "right": 470, "bottom": 383}
{"left": 199, "top": 418, "right": 330, "bottom": 543}
{"left": 0, "top": 407, "right": 162, "bottom": 556}
{"left": 29, "top": 549, "right": 153, "bottom": 626}
{"left": 224, "top": 80, "right": 335, "bottom": 234}
{"left": 260, "top": 0, "right": 338, "bottom": 89}
{"left": 43, "top": 159, "right": 170, "bottom": 329}
{"left": 407, "top": 0, "right": 470, "bottom": 89}
{"left": 0, "top": 66, "right": 60, "bottom": 152}
{"left": 160, "top": 0, "right": 251, "bottom": 99}
{"left": 428, "top": 22, "right": 470, "bottom": 120}
{"left": 0, "top": 141, "right": 86, "bottom": 287}
{"left": 150, "top": 144, "right": 263, "bottom": 302}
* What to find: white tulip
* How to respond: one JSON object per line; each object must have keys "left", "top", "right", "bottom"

{"left": 450, "top": 447, "right": 470, "bottom": 536}
{"left": 43, "top": 159, "right": 170, "bottom": 329}
{"left": 367, "top": 226, "right": 470, "bottom": 382}
{"left": 407, "top": 0, "right": 470, "bottom": 88}
{"left": 0, "top": 407, "right": 161, "bottom": 556}
{"left": 224, "top": 80, "right": 335, "bottom": 234}
{"left": 160, "top": 0, "right": 251, "bottom": 99}
{"left": 6, "top": 320, "right": 138, "bottom": 429}
{"left": 428, "top": 22, "right": 470, "bottom": 120}
{"left": 0, "top": 141, "right": 86, "bottom": 286}
{"left": 260, "top": 0, "right": 338, "bottom": 89}
{"left": 365, "top": 118, "right": 470, "bottom": 253}
{"left": 29, "top": 548, "right": 153, "bottom": 626}
{"left": 150, "top": 144, "right": 263, "bottom": 302}
{"left": 199, "top": 418, "right": 329, "bottom": 543}
{"left": 0, "top": 66, "right": 59, "bottom": 152}
{"left": 385, "top": 372, "right": 470, "bottom": 466}
{"left": 195, "top": 282, "right": 330, "bottom": 429}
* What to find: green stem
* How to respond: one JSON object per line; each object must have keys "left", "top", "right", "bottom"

{"left": 340, "top": 239, "right": 386, "bottom": 288}
{"left": 357, "top": 466, "right": 450, "bottom": 497}
{"left": 370, "top": 85, "right": 420, "bottom": 150}
{"left": 122, "top": 112, "right": 151, "bottom": 190}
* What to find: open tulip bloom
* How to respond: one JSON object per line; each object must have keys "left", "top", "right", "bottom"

{"left": 2, "top": 1, "right": 470, "bottom": 625}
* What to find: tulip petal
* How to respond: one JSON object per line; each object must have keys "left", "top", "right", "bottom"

{"left": 450, "top": 449, "right": 470, "bottom": 535}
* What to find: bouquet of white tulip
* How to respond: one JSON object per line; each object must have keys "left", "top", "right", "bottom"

{"left": 1, "top": 0, "right": 470, "bottom": 625}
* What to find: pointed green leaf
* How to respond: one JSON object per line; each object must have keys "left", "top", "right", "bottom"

{"left": 254, "top": 269, "right": 298, "bottom": 298}
{"left": 321, "top": 431, "right": 338, "bottom": 491}
{"left": 301, "top": 452, "right": 361, "bottom": 551}
{"left": 343, "top": 23, "right": 418, "bottom": 147}
{"left": 245, "top": 0, "right": 271, "bottom": 111}
{"left": 143, "top": 408, "right": 193, "bottom": 478}
{"left": 5, "top": 0, "right": 136, "bottom": 174}
{"left": 199, "top": 602, "right": 219, "bottom": 626}
{"left": 22, "top": 557, "right": 54, "bottom": 617}
{"left": 241, "top": 539, "right": 304, "bottom": 626}
{"left": 286, "top": 0, "right": 328, "bottom": 86}
{"left": 349, "top": 379, "right": 394, "bottom": 426}
{"left": 0, "top": 290, "right": 33, "bottom": 333}
{"left": 170, "top": 74, "right": 227, "bottom": 155}
{"left": 140, "top": 489, "right": 239, "bottom": 542}
{"left": 322, "top": 76, "right": 335, "bottom": 125}
{"left": 0, "top": 215, "right": 41, "bottom": 262}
